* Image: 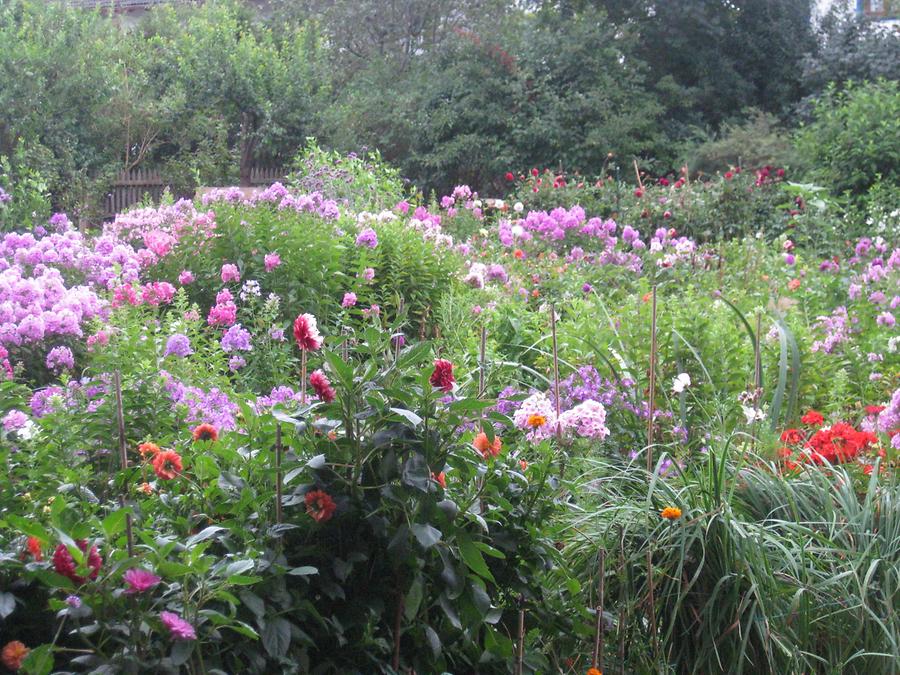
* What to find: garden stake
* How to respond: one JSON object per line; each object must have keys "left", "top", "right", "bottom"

{"left": 550, "top": 304, "right": 564, "bottom": 478}
{"left": 592, "top": 548, "right": 606, "bottom": 670}
{"left": 752, "top": 312, "right": 762, "bottom": 453}
{"left": 113, "top": 371, "right": 135, "bottom": 558}
{"left": 392, "top": 587, "right": 404, "bottom": 671}
{"left": 647, "top": 546, "right": 658, "bottom": 664}
{"left": 647, "top": 286, "right": 658, "bottom": 473}
{"left": 618, "top": 526, "right": 626, "bottom": 674}
{"left": 633, "top": 158, "right": 644, "bottom": 191}
{"left": 515, "top": 594, "right": 526, "bottom": 675}
{"left": 478, "top": 324, "right": 487, "bottom": 398}
{"left": 300, "top": 348, "right": 308, "bottom": 405}
{"left": 274, "top": 423, "right": 283, "bottom": 526}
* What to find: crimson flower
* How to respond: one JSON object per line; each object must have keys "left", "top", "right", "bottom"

{"left": 309, "top": 369, "right": 336, "bottom": 403}
{"left": 780, "top": 428, "right": 804, "bottom": 445}
{"left": 53, "top": 541, "right": 102, "bottom": 584}
{"left": 505, "top": 172, "right": 514, "bottom": 181}
{"left": 293, "top": 313, "right": 323, "bottom": 351}
{"left": 429, "top": 359, "right": 455, "bottom": 392}
{"left": 305, "top": 490, "right": 337, "bottom": 522}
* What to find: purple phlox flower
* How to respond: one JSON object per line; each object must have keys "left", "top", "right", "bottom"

{"left": 220, "top": 324, "right": 252, "bottom": 352}
{"left": 164, "top": 334, "right": 193, "bottom": 358}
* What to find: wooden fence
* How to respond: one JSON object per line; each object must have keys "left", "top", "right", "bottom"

{"left": 103, "top": 166, "right": 288, "bottom": 219}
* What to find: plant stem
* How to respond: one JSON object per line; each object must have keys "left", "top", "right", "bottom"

{"left": 113, "top": 370, "right": 135, "bottom": 557}
{"left": 647, "top": 287, "right": 658, "bottom": 473}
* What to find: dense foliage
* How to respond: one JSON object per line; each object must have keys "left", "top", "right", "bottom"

{"left": 1, "top": 149, "right": 897, "bottom": 672}
{"left": 2, "top": 0, "right": 899, "bottom": 210}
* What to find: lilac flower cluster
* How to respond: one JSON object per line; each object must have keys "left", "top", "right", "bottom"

{"left": 877, "top": 388, "right": 900, "bottom": 450}
{"left": 159, "top": 370, "right": 239, "bottom": 431}
{"left": 811, "top": 306, "right": 854, "bottom": 354}
{"left": 202, "top": 184, "right": 341, "bottom": 221}
{"left": 220, "top": 324, "right": 252, "bottom": 352}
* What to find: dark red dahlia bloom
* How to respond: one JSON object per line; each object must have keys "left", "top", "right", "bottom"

{"left": 192, "top": 423, "right": 218, "bottom": 442}
{"left": 53, "top": 540, "right": 102, "bottom": 584}
{"left": 429, "top": 359, "right": 455, "bottom": 392}
{"left": 309, "top": 369, "right": 336, "bottom": 403}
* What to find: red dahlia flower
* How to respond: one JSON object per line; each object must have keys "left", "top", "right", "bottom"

{"left": 192, "top": 423, "right": 218, "bottom": 442}
{"left": 305, "top": 490, "right": 336, "bottom": 522}
{"left": 505, "top": 172, "right": 514, "bottom": 181}
{"left": 53, "top": 540, "right": 102, "bottom": 584}
{"left": 309, "top": 369, "right": 336, "bottom": 403}
{"left": 429, "top": 359, "right": 455, "bottom": 392}
{"left": 26, "top": 536, "right": 43, "bottom": 561}
{"left": 152, "top": 450, "right": 183, "bottom": 480}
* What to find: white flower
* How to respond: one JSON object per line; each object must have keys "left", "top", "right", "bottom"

{"left": 473, "top": 199, "right": 483, "bottom": 208}
{"left": 494, "top": 199, "right": 505, "bottom": 209}
{"left": 672, "top": 373, "right": 691, "bottom": 394}
{"left": 513, "top": 202, "right": 524, "bottom": 213}
{"left": 17, "top": 420, "right": 38, "bottom": 441}
{"left": 741, "top": 405, "right": 766, "bottom": 424}
{"left": 511, "top": 225, "right": 524, "bottom": 238}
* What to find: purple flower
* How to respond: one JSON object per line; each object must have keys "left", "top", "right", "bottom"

{"left": 228, "top": 355, "right": 246, "bottom": 371}
{"left": 784, "top": 253, "right": 795, "bottom": 266}
{"left": 46, "top": 346, "right": 75, "bottom": 372}
{"left": 269, "top": 327, "right": 285, "bottom": 342}
{"left": 0, "top": 187, "right": 10, "bottom": 204}
{"left": 124, "top": 568, "right": 161, "bottom": 594}
{"left": 164, "top": 334, "right": 193, "bottom": 358}
{"left": 582, "top": 283, "right": 593, "bottom": 293}
{"left": 65, "top": 595, "right": 81, "bottom": 608}
{"left": 220, "top": 324, "right": 252, "bottom": 352}
{"left": 220, "top": 263, "right": 240, "bottom": 283}
{"left": 160, "top": 611, "right": 196, "bottom": 641}
{"left": 264, "top": 252, "right": 281, "bottom": 272}
{"left": 877, "top": 311, "right": 896, "bottom": 327}
{"left": 178, "top": 270, "right": 194, "bottom": 285}
{"left": 2, "top": 409, "right": 28, "bottom": 432}
{"left": 362, "top": 267, "right": 375, "bottom": 281}
{"left": 355, "top": 227, "right": 378, "bottom": 249}
{"left": 342, "top": 292, "right": 357, "bottom": 308}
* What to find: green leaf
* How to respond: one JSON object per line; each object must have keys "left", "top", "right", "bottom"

{"left": 101, "top": 509, "right": 131, "bottom": 539}
{"left": 4, "top": 515, "right": 50, "bottom": 542}
{"left": 226, "top": 575, "right": 262, "bottom": 586}
{"left": 170, "top": 640, "right": 194, "bottom": 667}
{"left": 424, "top": 625, "right": 442, "bottom": 658}
{"left": 287, "top": 566, "right": 318, "bottom": 576}
{"left": 404, "top": 576, "right": 424, "bottom": 621}
{"left": 185, "top": 526, "right": 227, "bottom": 548}
{"left": 390, "top": 407, "right": 423, "bottom": 427}
{"left": 0, "top": 592, "right": 15, "bottom": 619}
{"left": 457, "top": 534, "right": 495, "bottom": 582}
{"left": 401, "top": 452, "right": 429, "bottom": 492}
{"left": 474, "top": 541, "right": 505, "bottom": 559}
{"left": 262, "top": 617, "right": 292, "bottom": 658}
{"left": 21, "top": 644, "right": 54, "bottom": 675}
{"left": 411, "top": 523, "right": 442, "bottom": 549}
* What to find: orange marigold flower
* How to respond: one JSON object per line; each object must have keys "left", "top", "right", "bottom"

{"left": 152, "top": 450, "right": 183, "bottom": 481}
{"left": 305, "top": 489, "right": 336, "bottom": 523}
{"left": 787, "top": 278, "right": 801, "bottom": 291}
{"left": 587, "top": 668, "right": 603, "bottom": 675}
{"left": 192, "top": 423, "right": 218, "bottom": 442}
{"left": 473, "top": 432, "right": 503, "bottom": 459}
{"left": 139, "top": 482, "right": 154, "bottom": 495}
{"left": 432, "top": 471, "right": 447, "bottom": 489}
{"left": 660, "top": 506, "right": 682, "bottom": 520}
{"left": 642, "top": 292, "right": 652, "bottom": 303}
{"left": 138, "top": 442, "right": 161, "bottom": 460}
{"left": 26, "top": 536, "right": 43, "bottom": 561}
{"left": 519, "top": 459, "right": 529, "bottom": 471}
{"left": 526, "top": 414, "right": 547, "bottom": 429}
{"left": 514, "top": 248, "right": 525, "bottom": 259}
{"left": 1, "top": 641, "right": 29, "bottom": 671}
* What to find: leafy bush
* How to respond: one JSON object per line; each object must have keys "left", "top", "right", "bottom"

{"left": 796, "top": 80, "right": 900, "bottom": 197}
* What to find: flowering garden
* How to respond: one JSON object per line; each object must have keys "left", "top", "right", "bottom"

{"left": 0, "top": 155, "right": 898, "bottom": 674}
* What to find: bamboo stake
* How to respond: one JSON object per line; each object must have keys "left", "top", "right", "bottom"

{"left": 274, "top": 423, "right": 283, "bottom": 526}
{"left": 647, "top": 546, "right": 658, "bottom": 664}
{"left": 646, "top": 287, "right": 658, "bottom": 473}
{"left": 112, "top": 371, "right": 135, "bottom": 558}
{"left": 592, "top": 549, "right": 606, "bottom": 670}
{"left": 550, "top": 305, "right": 565, "bottom": 479}
{"left": 515, "top": 595, "right": 526, "bottom": 675}
{"left": 618, "top": 526, "right": 626, "bottom": 674}
{"left": 633, "top": 159, "right": 644, "bottom": 191}
{"left": 300, "top": 349, "right": 308, "bottom": 405}
{"left": 478, "top": 324, "right": 487, "bottom": 398}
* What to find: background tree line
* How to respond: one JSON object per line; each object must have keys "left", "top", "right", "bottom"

{"left": 0, "top": 0, "right": 898, "bottom": 216}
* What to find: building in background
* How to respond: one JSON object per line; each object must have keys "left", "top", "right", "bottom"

{"left": 816, "top": 0, "right": 900, "bottom": 26}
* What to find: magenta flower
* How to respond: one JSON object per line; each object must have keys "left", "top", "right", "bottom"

{"left": 220, "top": 263, "right": 240, "bottom": 283}
{"left": 264, "top": 252, "right": 281, "bottom": 272}
{"left": 341, "top": 292, "right": 357, "bottom": 308}
{"left": 355, "top": 227, "right": 378, "bottom": 249}
{"left": 178, "top": 270, "right": 194, "bottom": 285}
{"left": 160, "top": 611, "right": 196, "bottom": 640}
{"left": 124, "top": 568, "right": 161, "bottom": 594}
